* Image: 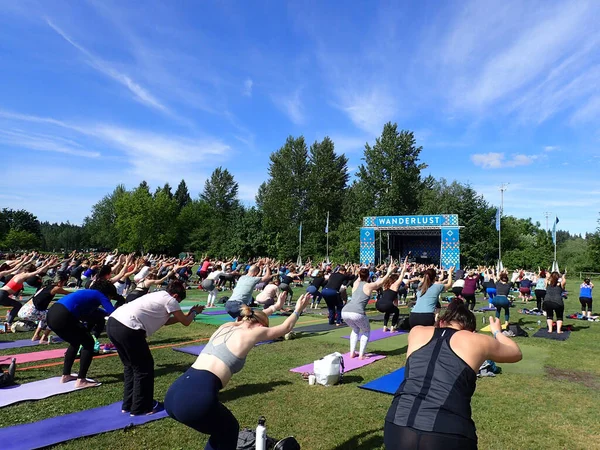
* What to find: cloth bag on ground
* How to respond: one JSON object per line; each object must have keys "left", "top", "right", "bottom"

{"left": 313, "top": 352, "right": 344, "bottom": 386}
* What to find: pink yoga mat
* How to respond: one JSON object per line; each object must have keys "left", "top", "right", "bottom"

{"left": 290, "top": 352, "right": 386, "bottom": 373}
{"left": 0, "top": 348, "right": 66, "bottom": 365}
{"left": 342, "top": 328, "right": 406, "bottom": 342}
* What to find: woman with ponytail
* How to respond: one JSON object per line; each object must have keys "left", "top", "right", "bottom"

{"left": 385, "top": 298, "right": 522, "bottom": 449}
{"left": 409, "top": 267, "right": 454, "bottom": 328}
{"left": 165, "top": 292, "right": 312, "bottom": 450}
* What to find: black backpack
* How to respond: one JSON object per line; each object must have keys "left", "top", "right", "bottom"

{"left": 237, "top": 429, "right": 300, "bottom": 450}
{"left": 508, "top": 323, "right": 528, "bottom": 337}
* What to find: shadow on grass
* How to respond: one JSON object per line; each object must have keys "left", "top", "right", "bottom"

{"left": 342, "top": 375, "right": 364, "bottom": 384}
{"left": 333, "top": 428, "right": 383, "bottom": 449}
{"left": 99, "top": 362, "right": 191, "bottom": 385}
{"left": 221, "top": 380, "right": 292, "bottom": 402}
{"left": 377, "top": 346, "right": 408, "bottom": 357}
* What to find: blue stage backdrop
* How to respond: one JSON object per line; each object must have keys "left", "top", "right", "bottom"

{"left": 360, "top": 214, "right": 460, "bottom": 269}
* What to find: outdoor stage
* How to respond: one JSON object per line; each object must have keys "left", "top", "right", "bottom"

{"left": 360, "top": 214, "right": 461, "bottom": 269}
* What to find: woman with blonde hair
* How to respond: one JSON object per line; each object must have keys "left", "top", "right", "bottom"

{"left": 165, "top": 292, "right": 310, "bottom": 449}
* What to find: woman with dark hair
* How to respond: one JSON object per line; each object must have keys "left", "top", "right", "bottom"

{"left": 385, "top": 299, "right": 522, "bottom": 449}
{"left": 494, "top": 272, "right": 513, "bottom": 324}
{"left": 409, "top": 267, "right": 453, "bottom": 328}
{"left": 484, "top": 269, "right": 496, "bottom": 309}
{"left": 579, "top": 278, "right": 594, "bottom": 319}
{"left": 307, "top": 270, "right": 326, "bottom": 309}
{"left": 165, "top": 293, "right": 310, "bottom": 449}
{"left": 18, "top": 273, "right": 71, "bottom": 343}
{"left": 534, "top": 269, "right": 547, "bottom": 311}
{"left": 321, "top": 266, "right": 356, "bottom": 326}
{"left": 342, "top": 262, "right": 398, "bottom": 359}
{"left": 376, "top": 258, "right": 409, "bottom": 332}
{"left": 461, "top": 271, "right": 479, "bottom": 311}
{"left": 46, "top": 279, "right": 118, "bottom": 388}
{"left": 544, "top": 272, "right": 567, "bottom": 333}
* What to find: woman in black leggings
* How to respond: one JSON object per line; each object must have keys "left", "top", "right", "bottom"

{"left": 544, "top": 272, "right": 567, "bottom": 334}
{"left": 376, "top": 258, "right": 408, "bottom": 332}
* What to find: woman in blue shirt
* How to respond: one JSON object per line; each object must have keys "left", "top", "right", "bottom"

{"left": 580, "top": 278, "right": 594, "bottom": 319}
{"left": 410, "top": 267, "right": 454, "bottom": 328}
{"left": 47, "top": 280, "right": 117, "bottom": 388}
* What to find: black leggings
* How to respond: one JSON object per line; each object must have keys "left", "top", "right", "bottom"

{"left": 106, "top": 318, "right": 155, "bottom": 415}
{"left": 462, "top": 293, "right": 476, "bottom": 311}
{"left": 0, "top": 290, "right": 22, "bottom": 324}
{"left": 534, "top": 290, "right": 546, "bottom": 310}
{"left": 377, "top": 301, "right": 400, "bottom": 328}
{"left": 165, "top": 368, "right": 238, "bottom": 450}
{"left": 544, "top": 301, "right": 564, "bottom": 321}
{"left": 579, "top": 297, "right": 593, "bottom": 312}
{"left": 384, "top": 422, "right": 477, "bottom": 450}
{"left": 46, "top": 303, "right": 95, "bottom": 379}
{"left": 409, "top": 312, "right": 435, "bottom": 328}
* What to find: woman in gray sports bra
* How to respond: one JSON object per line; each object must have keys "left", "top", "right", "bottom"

{"left": 165, "top": 292, "right": 312, "bottom": 450}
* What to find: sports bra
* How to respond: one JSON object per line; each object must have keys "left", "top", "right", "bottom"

{"left": 6, "top": 278, "right": 24, "bottom": 292}
{"left": 201, "top": 328, "right": 246, "bottom": 374}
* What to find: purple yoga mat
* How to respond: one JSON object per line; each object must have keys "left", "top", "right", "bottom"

{"left": 342, "top": 328, "right": 406, "bottom": 342}
{"left": 290, "top": 352, "right": 386, "bottom": 373}
{"left": 0, "top": 337, "right": 64, "bottom": 350}
{"left": 0, "top": 377, "right": 99, "bottom": 408}
{"left": 201, "top": 309, "right": 228, "bottom": 315}
{"left": 0, "top": 402, "right": 167, "bottom": 450}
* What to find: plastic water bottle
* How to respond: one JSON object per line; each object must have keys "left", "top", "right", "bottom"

{"left": 256, "top": 416, "right": 266, "bottom": 450}
{"left": 482, "top": 315, "right": 485, "bottom": 324}
{"left": 537, "top": 320, "right": 541, "bottom": 327}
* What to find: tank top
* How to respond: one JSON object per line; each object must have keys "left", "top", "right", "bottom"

{"left": 545, "top": 285, "right": 563, "bottom": 305}
{"left": 580, "top": 283, "right": 593, "bottom": 298}
{"left": 32, "top": 285, "right": 56, "bottom": 311}
{"left": 342, "top": 281, "right": 371, "bottom": 314}
{"left": 461, "top": 277, "right": 477, "bottom": 295}
{"left": 385, "top": 328, "right": 477, "bottom": 441}
{"left": 201, "top": 329, "right": 246, "bottom": 374}
{"left": 377, "top": 289, "right": 398, "bottom": 307}
{"left": 6, "top": 278, "right": 24, "bottom": 292}
{"left": 535, "top": 278, "right": 546, "bottom": 291}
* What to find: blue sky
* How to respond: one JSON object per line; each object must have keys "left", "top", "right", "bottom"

{"left": 1, "top": 0, "right": 599, "bottom": 235}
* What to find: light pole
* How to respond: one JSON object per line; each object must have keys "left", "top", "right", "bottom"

{"left": 498, "top": 183, "right": 509, "bottom": 271}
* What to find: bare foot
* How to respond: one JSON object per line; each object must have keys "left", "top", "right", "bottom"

{"left": 75, "top": 379, "right": 100, "bottom": 389}
{"left": 557, "top": 331, "right": 563, "bottom": 334}
{"left": 359, "top": 354, "right": 366, "bottom": 360}
{"left": 383, "top": 327, "right": 389, "bottom": 332}
{"left": 350, "top": 351, "right": 357, "bottom": 358}
{"left": 61, "top": 375, "right": 77, "bottom": 383}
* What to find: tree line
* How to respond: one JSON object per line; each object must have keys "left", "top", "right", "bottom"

{"left": 1, "top": 122, "right": 599, "bottom": 271}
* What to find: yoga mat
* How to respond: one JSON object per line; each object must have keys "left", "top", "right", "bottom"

{"left": 295, "top": 322, "right": 347, "bottom": 333}
{"left": 0, "top": 348, "right": 65, "bottom": 365}
{"left": 0, "top": 337, "right": 64, "bottom": 350}
{"left": 201, "top": 309, "right": 228, "bottom": 315}
{"left": 0, "top": 401, "right": 167, "bottom": 450}
{"left": 290, "top": 352, "right": 386, "bottom": 374}
{"left": 359, "top": 367, "right": 405, "bottom": 395}
{"left": 480, "top": 322, "right": 508, "bottom": 333}
{"left": 194, "top": 315, "right": 233, "bottom": 325}
{"left": 342, "top": 328, "right": 406, "bottom": 342}
{"left": 532, "top": 329, "right": 571, "bottom": 341}
{"left": 0, "top": 376, "right": 99, "bottom": 408}
{"left": 477, "top": 307, "right": 497, "bottom": 312}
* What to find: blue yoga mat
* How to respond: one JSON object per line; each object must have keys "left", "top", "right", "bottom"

{"left": 358, "top": 367, "right": 405, "bottom": 395}
{"left": 0, "top": 338, "right": 64, "bottom": 350}
{"left": 0, "top": 402, "right": 167, "bottom": 450}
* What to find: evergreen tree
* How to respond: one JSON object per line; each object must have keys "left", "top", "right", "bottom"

{"left": 175, "top": 179, "right": 192, "bottom": 209}
{"left": 355, "top": 123, "right": 427, "bottom": 216}
{"left": 201, "top": 167, "right": 240, "bottom": 213}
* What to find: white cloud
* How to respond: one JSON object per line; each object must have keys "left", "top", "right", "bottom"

{"left": 544, "top": 146, "right": 559, "bottom": 152}
{"left": 471, "top": 152, "right": 537, "bottom": 169}
{"left": 0, "top": 129, "right": 100, "bottom": 158}
{"left": 272, "top": 89, "right": 304, "bottom": 125}
{"left": 335, "top": 87, "right": 396, "bottom": 135}
{"left": 46, "top": 19, "right": 170, "bottom": 115}
{"left": 243, "top": 78, "right": 253, "bottom": 97}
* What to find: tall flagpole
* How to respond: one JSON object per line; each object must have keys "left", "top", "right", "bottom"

{"left": 498, "top": 183, "right": 508, "bottom": 271}
{"left": 325, "top": 211, "right": 330, "bottom": 264}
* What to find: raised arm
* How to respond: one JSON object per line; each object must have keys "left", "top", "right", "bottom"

{"left": 482, "top": 316, "right": 522, "bottom": 363}
{"left": 443, "top": 267, "right": 455, "bottom": 290}
{"left": 254, "top": 293, "right": 311, "bottom": 340}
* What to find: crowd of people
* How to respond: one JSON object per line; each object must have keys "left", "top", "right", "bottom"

{"left": 0, "top": 250, "right": 594, "bottom": 449}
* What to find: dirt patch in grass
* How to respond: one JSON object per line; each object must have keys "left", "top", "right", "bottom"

{"left": 546, "top": 366, "right": 600, "bottom": 390}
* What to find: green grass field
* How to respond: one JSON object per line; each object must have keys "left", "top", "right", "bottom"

{"left": 1, "top": 279, "right": 600, "bottom": 449}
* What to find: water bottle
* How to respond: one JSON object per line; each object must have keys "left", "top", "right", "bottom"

{"left": 482, "top": 315, "right": 485, "bottom": 324}
{"left": 256, "top": 416, "right": 266, "bottom": 450}
{"left": 537, "top": 320, "right": 541, "bottom": 327}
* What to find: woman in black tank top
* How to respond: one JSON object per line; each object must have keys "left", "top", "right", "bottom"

{"left": 376, "top": 260, "right": 408, "bottom": 332}
{"left": 385, "top": 299, "right": 522, "bottom": 449}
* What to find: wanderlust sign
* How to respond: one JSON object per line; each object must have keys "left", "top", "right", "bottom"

{"left": 366, "top": 215, "right": 447, "bottom": 228}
